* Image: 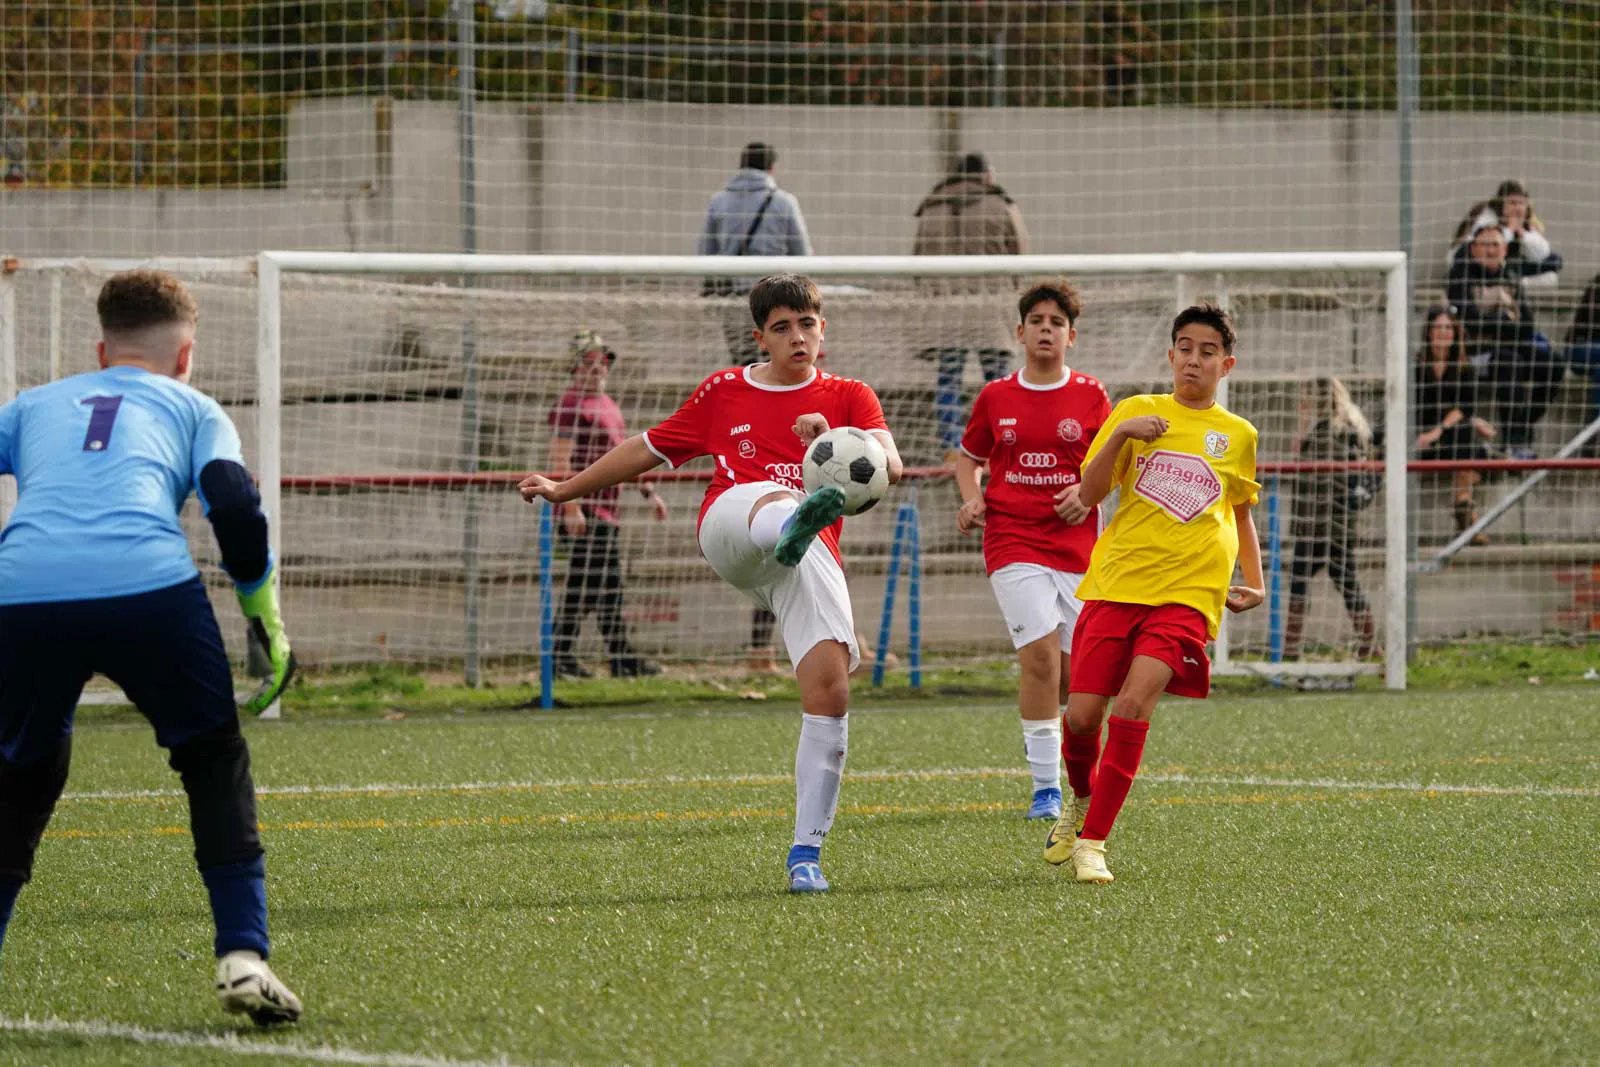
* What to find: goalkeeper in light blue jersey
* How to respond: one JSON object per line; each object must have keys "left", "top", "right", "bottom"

{"left": 0, "top": 270, "right": 301, "bottom": 1025}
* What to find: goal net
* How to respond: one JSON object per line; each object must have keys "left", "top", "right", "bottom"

{"left": 5, "top": 252, "right": 1414, "bottom": 688}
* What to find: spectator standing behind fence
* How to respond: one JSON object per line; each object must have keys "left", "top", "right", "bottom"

{"left": 699, "top": 143, "right": 812, "bottom": 673}
{"left": 1447, "top": 224, "right": 1553, "bottom": 457}
{"left": 1448, "top": 180, "right": 1563, "bottom": 289}
{"left": 1282, "top": 378, "right": 1377, "bottom": 661}
{"left": 546, "top": 332, "right": 666, "bottom": 679}
{"left": 912, "top": 152, "right": 1030, "bottom": 465}
{"left": 1414, "top": 306, "right": 1497, "bottom": 542}
{"left": 698, "top": 142, "right": 813, "bottom": 367}
{"left": 1567, "top": 274, "right": 1600, "bottom": 458}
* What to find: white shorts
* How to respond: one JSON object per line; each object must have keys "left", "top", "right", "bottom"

{"left": 988, "top": 563, "right": 1086, "bottom": 651}
{"left": 698, "top": 481, "right": 860, "bottom": 672}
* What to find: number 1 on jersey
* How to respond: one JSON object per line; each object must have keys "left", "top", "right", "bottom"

{"left": 81, "top": 395, "right": 124, "bottom": 452}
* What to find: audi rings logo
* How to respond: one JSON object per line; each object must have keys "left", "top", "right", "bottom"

{"left": 765, "top": 462, "right": 805, "bottom": 483}
{"left": 1017, "top": 452, "right": 1059, "bottom": 469}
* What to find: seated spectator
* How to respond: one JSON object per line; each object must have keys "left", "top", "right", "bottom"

{"left": 1566, "top": 273, "right": 1600, "bottom": 458}
{"left": 912, "top": 152, "right": 1029, "bottom": 464}
{"left": 1414, "top": 306, "right": 1498, "bottom": 541}
{"left": 546, "top": 331, "right": 668, "bottom": 679}
{"left": 1446, "top": 224, "right": 1555, "bottom": 454}
{"left": 1283, "top": 377, "right": 1377, "bottom": 661}
{"left": 1447, "top": 179, "right": 1563, "bottom": 289}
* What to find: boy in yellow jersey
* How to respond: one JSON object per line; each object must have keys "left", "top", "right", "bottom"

{"left": 1043, "top": 302, "right": 1264, "bottom": 883}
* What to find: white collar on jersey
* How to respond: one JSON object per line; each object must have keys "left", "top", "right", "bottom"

{"left": 1016, "top": 366, "right": 1072, "bottom": 391}
{"left": 743, "top": 364, "right": 819, "bottom": 392}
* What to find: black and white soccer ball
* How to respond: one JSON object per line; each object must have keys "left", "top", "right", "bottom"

{"left": 803, "top": 427, "right": 890, "bottom": 515}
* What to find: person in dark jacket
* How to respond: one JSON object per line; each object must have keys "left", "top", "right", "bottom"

{"left": 1414, "top": 306, "right": 1498, "bottom": 540}
{"left": 1446, "top": 224, "right": 1553, "bottom": 454}
{"left": 1283, "top": 377, "right": 1377, "bottom": 661}
{"left": 1565, "top": 273, "right": 1600, "bottom": 457}
{"left": 912, "top": 152, "right": 1030, "bottom": 463}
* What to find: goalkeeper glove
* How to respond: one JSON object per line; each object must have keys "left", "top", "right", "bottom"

{"left": 237, "top": 564, "right": 296, "bottom": 715}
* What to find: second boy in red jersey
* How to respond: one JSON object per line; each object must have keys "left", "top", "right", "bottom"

{"left": 519, "top": 274, "right": 904, "bottom": 894}
{"left": 954, "top": 279, "right": 1111, "bottom": 822}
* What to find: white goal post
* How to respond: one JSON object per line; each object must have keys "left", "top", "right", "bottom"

{"left": 256, "top": 250, "right": 1409, "bottom": 690}
{"left": 1, "top": 251, "right": 1409, "bottom": 690}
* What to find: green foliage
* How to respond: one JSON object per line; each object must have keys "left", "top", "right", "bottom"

{"left": 6, "top": 689, "right": 1597, "bottom": 1063}
{"left": 2, "top": 1, "right": 1596, "bottom": 188}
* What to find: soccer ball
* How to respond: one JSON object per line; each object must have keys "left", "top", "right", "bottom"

{"left": 803, "top": 427, "right": 889, "bottom": 515}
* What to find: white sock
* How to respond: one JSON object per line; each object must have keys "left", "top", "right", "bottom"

{"left": 793, "top": 713, "right": 848, "bottom": 849}
{"left": 749, "top": 498, "right": 800, "bottom": 552}
{"left": 1022, "top": 718, "right": 1062, "bottom": 793}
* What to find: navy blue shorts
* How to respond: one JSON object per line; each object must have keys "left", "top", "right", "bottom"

{"left": 0, "top": 576, "right": 238, "bottom": 765}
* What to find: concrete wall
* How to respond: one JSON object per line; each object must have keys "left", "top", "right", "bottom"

{"left": 4, "top": 102, "right": 1597, "bottom": 287}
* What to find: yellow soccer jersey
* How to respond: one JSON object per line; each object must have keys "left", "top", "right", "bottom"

{"left": 1077, "top": 393, "right": 1261, "bottom": 637}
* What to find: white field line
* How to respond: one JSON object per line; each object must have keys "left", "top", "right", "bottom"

{"left": 0, "top": 1015, "right": 524, "bottom": 1067}
{"left": 58, "top": 766, "right": 1598, "bottom": 803}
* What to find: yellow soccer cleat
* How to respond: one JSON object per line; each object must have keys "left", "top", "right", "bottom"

{"left": 1069, "top": 793, "right": 1091, "bottom": 837}
{"left": 1043, "top": 811, "right": 1076, "bottom": 865}
{"left": 1070, "top": 837, "right": 1114, "bottom": 884}
{"left": 1043, "top": 793, "right": 1093, "bottom": 865}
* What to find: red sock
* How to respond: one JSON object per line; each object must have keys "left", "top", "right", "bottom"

{"left": 1080, "top": 716, "right": 1150, "bottom": 841}
{"left": 1062, "top": 727, "right": 1101, "bottom": 799}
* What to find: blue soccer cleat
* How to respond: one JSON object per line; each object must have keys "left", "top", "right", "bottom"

{"left": 787, "top": 861, "right": 831, "bottom": 893}
{"left": 774, "top": 487, "right": 847, "bottom": 567}
{"left": 786, "top": 844, "right": 830, "bottom": 893}
{"left": 1025, "top": 786, "right": 1063, "bottom": 821}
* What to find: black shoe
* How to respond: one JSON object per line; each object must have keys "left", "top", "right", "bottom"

{"left": 611, "top": 656, "right": 661, "bottom": 678}
{"left": 551, "top": 658, "right": 591, "bottom": 679}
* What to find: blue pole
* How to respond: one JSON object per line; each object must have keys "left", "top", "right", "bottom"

{"left": 1267, "top": 475, "right": 1283, "bottom": 664}
{"left": 538, "top": 501, "right": 555, "bottom": 709}
{"left": 907, "top": 499, "right": 922, "bottom": 689}
{"left": 872, "top": 505, "right": 909, "bottom": 688}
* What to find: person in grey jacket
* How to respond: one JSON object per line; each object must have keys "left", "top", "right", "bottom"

{"left": 697, "top": 143, "right": 814, "bottom": 674}
{"left": 699, "top": 143, "right": 813, "bottom": 374}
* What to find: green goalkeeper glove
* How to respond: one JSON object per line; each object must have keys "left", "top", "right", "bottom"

{"left": 238, "top": 565, "right": 296, "bottom": 715}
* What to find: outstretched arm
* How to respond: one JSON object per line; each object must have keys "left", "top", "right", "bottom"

{"left": 518, "top": 434, "right": 663, "bottom": 505}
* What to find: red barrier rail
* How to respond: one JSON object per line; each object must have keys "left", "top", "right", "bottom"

{"left": 280, "top": 458, "right": 1600, "bottom": 491}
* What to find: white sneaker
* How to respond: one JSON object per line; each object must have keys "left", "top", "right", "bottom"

{"left": 1070, "top": 838, "right": 1114, "bottom": 884}
{"left": 216, "top": 950, "right": 303, "bottom": 1025}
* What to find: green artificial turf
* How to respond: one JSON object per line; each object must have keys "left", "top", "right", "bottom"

{"left": 2, "top": 689, "right": 1596, "bottom": 1065}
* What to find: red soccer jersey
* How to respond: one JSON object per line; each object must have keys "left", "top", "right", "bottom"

{"left": 642, "top": 366, "right": 890, "bottom": 563}
{"left": 959, "top": 368, "right": 1112, "bottom": 575}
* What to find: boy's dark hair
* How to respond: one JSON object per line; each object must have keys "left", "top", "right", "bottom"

{"left": 1171, "top": 302, "right": 1236, "bottom": 354}
{"left": 97, "top": 270, "right": 198, "bottom": 333}
{"left": 740, "top": 142, "right": 777, "bottom": 171}
{"left": 1018, "top": 278, "right": 1082, "bottom": 325}
{"left": 749, "top": 273, "right": 822, "bottom": 328}
{"left": 955, "top": 152, "right": 989, "bottom": 177}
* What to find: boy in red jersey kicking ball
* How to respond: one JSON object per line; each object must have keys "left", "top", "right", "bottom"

{"left": 954, "top": 279, "right": 1110, "bottom": 822}
{"left": 518, "top": 274, "right": 904, "bottom": 893}
{"left": 1043, "top": 302, "right": 1264, "bottom": 883}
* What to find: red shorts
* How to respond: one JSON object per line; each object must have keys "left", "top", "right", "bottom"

{"left": 1069, "top": 600, "right": 1211, "bottom": 700}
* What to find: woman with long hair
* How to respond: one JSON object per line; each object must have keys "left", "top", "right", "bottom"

{"left": 1414, "top": 306, "right": 1498, "bottom": 538}
{"left": 1283, "top": 376, "right": 1377, "bottom": 660}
